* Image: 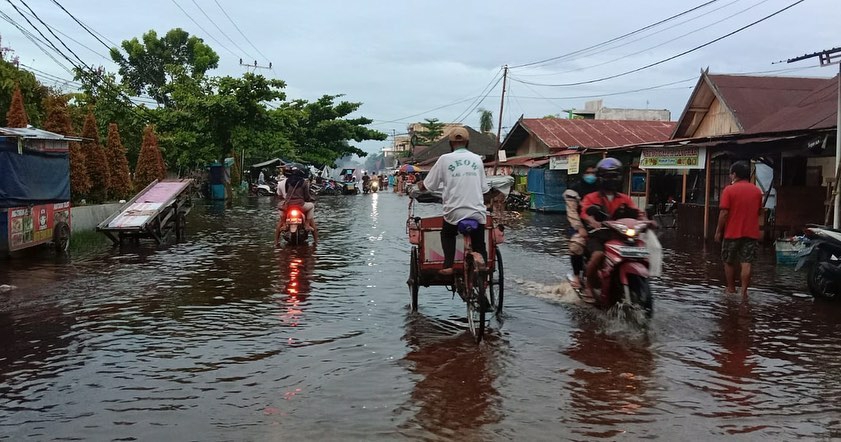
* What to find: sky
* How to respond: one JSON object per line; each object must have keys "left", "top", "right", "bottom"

{"left": 1, "top": 0, "right": 838, "bottom": 155}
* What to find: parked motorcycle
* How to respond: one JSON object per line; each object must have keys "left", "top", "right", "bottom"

{"left": 505, "top": 190, "right": 530, "bottom": 211}
{"left": 250, "top": 179, "right": 276, "bottom": 196}
{"left": 796, "top": 225, "right": 841, "bottom": 300}
{"left": 280, "top": 205, "right": 310, "bottom": 246}
{"left": 569, "top": 205, "right": 656, "bottom": 323}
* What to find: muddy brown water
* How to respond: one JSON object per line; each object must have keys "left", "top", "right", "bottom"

{"left": 1, "top": 192, "right": 841, "bottom": 440}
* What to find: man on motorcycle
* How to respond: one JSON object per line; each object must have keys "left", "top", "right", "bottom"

{"left": 416, "top": 127, "right": 489, "bottom": 276}
{"left": 564, "top": 165, "right": 599, "bottom": 288}
{"left": 362, "top": 172, "right": 371, "bottom": 190}
{"left": 275, "top": 164, "right": 318, "bottom": 246}
{"left": 580, "top": 158, "right": 642, "bottom": 300}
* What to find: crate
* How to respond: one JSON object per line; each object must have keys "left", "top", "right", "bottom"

{"left": 775, "top": 240, "right": 804, "bottom": 265}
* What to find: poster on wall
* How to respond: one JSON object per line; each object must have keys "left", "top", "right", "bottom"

{"left": 549, "top": 155, "right": 569, "bottom": 170}
{"left": 567, "top": 154, "right": 580, "bottom": 174}
{"left": 640, "top": 147, "right": 706, "bottom": 169}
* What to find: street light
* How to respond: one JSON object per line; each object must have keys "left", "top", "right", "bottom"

{"left": 786, "top": 47, "right": 841, "bottom": 227}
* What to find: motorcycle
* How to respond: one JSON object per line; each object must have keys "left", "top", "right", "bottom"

{"left": 795, "top": 225, "right": 841, "bottom": 300}
{"left": 569, "top": 205, "right": 656, "bottom": 322}
{"left": 250, "top": 179, "right": 276, "bottom": 196}
{"left": 362, "top": 179, "right": 372, "bottom": 194}
{"left": 280, "top": 205, "right": 310, "bottom": 246}
{"left": 369, "top": 179, "right": 379, "bottom": 193}
{"left": 505, "top": 190, "right": 530, "bottom": 211}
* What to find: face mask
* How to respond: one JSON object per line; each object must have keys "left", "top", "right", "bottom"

{"left": 583, "top": 174, "right": 597, "bottom": 184}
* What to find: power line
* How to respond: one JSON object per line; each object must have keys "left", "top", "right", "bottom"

{"left": 510, "top": 0, "right": 723, "bottom": 69}
{"left": 12, "top": 0, "right": 93, "bottom": 72}
{"left": 188, "top": 0, "right": 253, "bottom": 59}
{"left": 49, "top": 0, "right": 117, "bottom": 52}
{"left": 169, "top": 0, "right": 238, "bottom": 57}
{"left": 11, "top": 4, "right": 113, "bottom": 63}
{"left": 534, "top": 0, "right": 773, "bottom": 79}
{"left": 452, "top": 68, "right": 504, "bottom": 122}
{"left": 0, "top": 10, "right": 73, "bottom": 74}
{"left": 213, "top": 0, "right": 270, "bottom": 63}
{"left": 456, "top": 75, "right": 504, "bottom": 124}
{"left": 372, "top": 95, "right": 484, "bottom": 125}
{"left": 511, "top": 0, "right": 807, "bottom": 88}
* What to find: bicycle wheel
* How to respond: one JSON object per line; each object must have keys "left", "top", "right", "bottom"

{"left": 493, "top": 246, "right": 504, "bottom": 315}
{"left": 465, "top": 257, "right": 487, "bottom": 343}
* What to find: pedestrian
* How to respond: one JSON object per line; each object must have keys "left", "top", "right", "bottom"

{"left": 714, "top": 161, "right": 763, "bottom": 297}
{"left": 397, "top": 172, "right": 404, "bottom": 194}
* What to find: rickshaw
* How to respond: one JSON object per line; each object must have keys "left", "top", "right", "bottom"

{"left": 406, "top": 195, "right": 505, "bottom": 343}
{"left": 339, "top": 168, "right": 359, "bottom": 195}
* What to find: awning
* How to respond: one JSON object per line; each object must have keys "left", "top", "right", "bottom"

{"left": 250, "top": 158, "right": 286, "bottom": 169}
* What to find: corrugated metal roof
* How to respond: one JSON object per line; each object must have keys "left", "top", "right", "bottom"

{"left": 520, "top": 118, "right": 675, "bottom": 149}
{"left": 749, "top": 75, "right": 838, "bottom": 133}
{"left": 0, "top": 127, "right": 81, "bottom": 141}
{"left": 707, "top": 74, "right": 830, "bottom": 132}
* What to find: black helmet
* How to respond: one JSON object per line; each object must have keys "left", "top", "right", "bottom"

{"left": 596, "top": 157, "right": 623, "bottom": 192}
{"left": 283, "top": 162, "right": 308, "bottom": 178}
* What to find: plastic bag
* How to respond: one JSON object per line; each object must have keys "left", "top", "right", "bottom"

{"left": 645, "top": 229, "right": 663, "bottom": 278}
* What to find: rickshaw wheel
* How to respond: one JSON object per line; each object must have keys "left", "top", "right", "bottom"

{"left": 465, "top": 257, "right": 487, "bottom": 344}
{"left": 54, "top": 222, "right": 70, "bottom": 253}
{"left": 409, "top": 247, "right": 419, "bottom": 311}
{"left": 490, "top": 246, "right": 504, "bottom": 315}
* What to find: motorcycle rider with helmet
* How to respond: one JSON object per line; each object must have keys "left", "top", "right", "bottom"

{"left": 564, "top": 165, "right": 599, "bottom": 288}
{"left": 275, "top": 163, "right": 318, "bottom": 246}
{"left": 580, "top": 158, "right": 643, "bottom": 300}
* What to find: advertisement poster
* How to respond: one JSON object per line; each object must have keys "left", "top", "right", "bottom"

{"left": 640, "top": 147, "right": 706, "bottom": 169}
{"left": 549, "top": 156, "right": 569, "bottom": 170}
{"left": 567, "top": 154, "right": 581, "bottom": 175}
{"left": 8, "top": 202, "right": 71, "bottom": 251}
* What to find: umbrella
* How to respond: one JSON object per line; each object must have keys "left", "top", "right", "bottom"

{"left": 399, "top": 164, "right": 423, "bottom": 173}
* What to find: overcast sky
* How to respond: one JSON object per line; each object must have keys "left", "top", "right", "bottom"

{"left": 1, "top": 0, "right": 838, "bottom": 154}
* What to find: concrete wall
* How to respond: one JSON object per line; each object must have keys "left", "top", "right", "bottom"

{"left": 70, "top": 203, "right": 123, "bottom": 232}
{"left": 596, "top": 108, "right": 671, "bottom": 121}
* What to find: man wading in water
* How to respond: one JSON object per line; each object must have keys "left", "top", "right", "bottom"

{"left": 715, "top": 161, "right": 762, "bottom": 297}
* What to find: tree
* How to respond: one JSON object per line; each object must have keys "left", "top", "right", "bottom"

{"left": 1, "top": 57, "right": 48, "bottom": 126}
{"left": 44, "top": 93, "right": 90, "bottom": 201}
{"left": 110, "top": 28, "right": 220, "bottom": 106}
{"left": 477, "top": 108, "right": 494, "bottom": 134}
{"left": 106, "top": 123, "right": 133, "bottom": 199}
{"left": 278, "top": 94, "right": 387, "bottom": 166}
{"left": 5, "top": 85, "right": 28, "bottom": 127}
{"left": 135, "top": 125, "right": 166, "bottom": 189}
{"left": 81, "top": 111, "right": 111, "bottom": 202}
{"left": 414, "top": 118, "right": 445, "bottom": 145}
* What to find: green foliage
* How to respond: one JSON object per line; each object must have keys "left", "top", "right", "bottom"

{"left": 110, "top": 28, "right": 219, "bottom": 106}
{"left": 477, "top": 108, "right": 494, "bottom": 133}
{"left": 414, "top": 118, "right": 445, "bottom": 145}
{"left": 0, "top": 58, "right": 48, "bottom": 127}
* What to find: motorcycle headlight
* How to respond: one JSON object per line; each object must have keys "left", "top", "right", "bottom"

{"left": 625, "top": 228, "right": 636, "bottom": 237}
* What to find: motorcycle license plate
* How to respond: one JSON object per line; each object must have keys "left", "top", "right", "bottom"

{"left": 288, "top": 217, "right": 302, "bottom": 224}
{"left": 618, "top": 246, "right": 649, "bottom": 258}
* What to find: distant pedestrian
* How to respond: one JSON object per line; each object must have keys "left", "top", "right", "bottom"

{"left": 715, "top": 161, "right": 763, "bottom": 297}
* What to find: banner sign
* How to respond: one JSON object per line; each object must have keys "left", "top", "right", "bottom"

{"left": 549, "top": 156, "right": 569, "bottom": 170}
{"left": 640, "top": 147, "right": 706, "bottom": 169}
{"left": 8, "top": 202, "right": 71, "bottom": 251}
{"left": 485, "top": 166, "right": 513, "bottom": 176}
{"left": 567, "top": 154, "right": 581, "bottom": 174}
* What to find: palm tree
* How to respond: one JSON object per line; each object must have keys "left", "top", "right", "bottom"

{"left": 477, "top": 108, "right": 494, "bottom": 134}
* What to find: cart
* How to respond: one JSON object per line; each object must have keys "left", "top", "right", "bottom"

{"left": 97, "top": 179, "right": 193, "bottom": 245}
{"left": 0, "top": 128, "right": 76, "bottom": 257}
{"left": 406, "top": 197, "right": 505, "bottom": 342}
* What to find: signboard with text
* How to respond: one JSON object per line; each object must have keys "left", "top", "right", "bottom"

{"left": 567, "top": 154, "right": 581, "bottom": 174}
{"left": 640, "top": 147, "right": 706, "bottom": 169}
{"left": 549, "top": 156, "right": 569, "bottom": 170}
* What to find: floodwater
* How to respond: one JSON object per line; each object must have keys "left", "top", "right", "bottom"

{"left": 2, "top": 191, "right": 841, "bottom": 441}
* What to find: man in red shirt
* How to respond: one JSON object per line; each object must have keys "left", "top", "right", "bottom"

{"left": 580, "top": 158, "right": 641, "bottom": 300}
{"left": 715, "top": 161, "right": 763, "bottom": 297}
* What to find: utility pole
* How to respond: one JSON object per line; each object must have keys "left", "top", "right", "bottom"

{"left": 784, "top": 47, "right": 841, "bottom": 227}
{"left": 239, "top": 58, "right": 272, "bottom": 73}
{"left": 493, "top": 65, "right": 508, "bottom": 175}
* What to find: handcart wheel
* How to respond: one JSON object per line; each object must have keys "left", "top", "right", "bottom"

{"left": 53, "top": 222, "right": 70, "bottom": 253}
{"left": 466, "top": 264, "right": 487, "bottom": 344}
{"left": 408, "top": 247, "right": 419, "bottom": 311}
{"left": 491, "top": 246, "right": 504, "bottom": 315}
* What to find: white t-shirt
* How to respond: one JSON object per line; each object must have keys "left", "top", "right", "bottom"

{"left": 423, "top": 148, "right": 490, "bottom": 225}
{"left": 276, "top": 178, "right": 288, "bottom": 198}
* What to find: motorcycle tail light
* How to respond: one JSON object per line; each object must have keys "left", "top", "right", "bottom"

{"left": 289, "top": 209, "right": 301, "bottom": 217}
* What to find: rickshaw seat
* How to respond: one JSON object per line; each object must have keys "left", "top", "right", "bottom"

{"left": 457, "top": 219, "right": 480, "bottom": 234}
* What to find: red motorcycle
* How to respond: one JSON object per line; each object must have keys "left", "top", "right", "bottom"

{"left": 281, "top": 205, "right": 309, "bottom": 246}
{"left": 572, "top": 206, "right": 656, "bottom": 322}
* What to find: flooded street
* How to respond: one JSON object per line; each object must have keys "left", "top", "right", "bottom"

{"left": 2, "top": 192, "right": 841, "bottom": 440}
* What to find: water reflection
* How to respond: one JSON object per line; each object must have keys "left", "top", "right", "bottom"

{"left": 399, "top": 315, "right": 503, "bottom": 439}
{"left": 709, "top": 297, "right": 758, "bottom": 423}
{"left": 274, "top": 245, "right": 316, "bottom": 329}
{"left": 562, "top": 318, "right": 657, "bottom": 439}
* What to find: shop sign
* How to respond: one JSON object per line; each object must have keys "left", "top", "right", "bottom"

{"left": 567, "top": 154, "right": 580, "bottom": 174}
{"left": 549, "top": 155, "right": 569, "bottom": 170}
{"left": 8, "top": 202, "right": 71, "bottom": 251}
{"left": 640, "top": 147, "right": 706, "bottom": 169}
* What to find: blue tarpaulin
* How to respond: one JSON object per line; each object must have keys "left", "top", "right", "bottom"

{"left": 0, "top": 139, "right": 70, "bottom": 208}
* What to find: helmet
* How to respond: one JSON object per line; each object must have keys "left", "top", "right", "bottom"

{"left": 448, "top": 127, "right": 470, "bottom": 144}
{"left": 595, "top": 157, "right": 623, "bottom": 192}
{"left": 282, "top": 162, "right": 308, "bottom": 178}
